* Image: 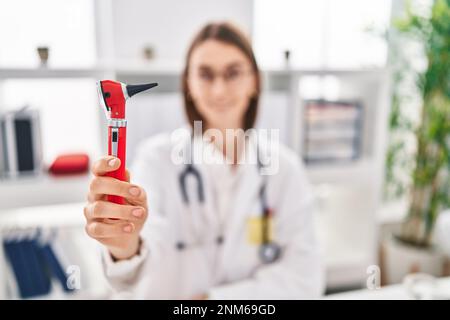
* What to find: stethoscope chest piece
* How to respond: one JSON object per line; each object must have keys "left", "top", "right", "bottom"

{"left": 259, "top": 242, "right": 281, "bottom": 264}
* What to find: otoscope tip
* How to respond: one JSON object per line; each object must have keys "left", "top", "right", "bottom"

{"left": 126, "top": 83, "right": 158, "bottom": 97}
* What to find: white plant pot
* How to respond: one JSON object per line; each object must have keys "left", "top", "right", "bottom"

{"left": 382, "top": 235, "right": 445, "bottom": 285}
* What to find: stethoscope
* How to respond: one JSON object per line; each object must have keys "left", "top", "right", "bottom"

{"left": 177, "top": 140, "right": 281, "bottom": 264}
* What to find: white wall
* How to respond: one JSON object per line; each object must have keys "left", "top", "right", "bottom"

{"left": 111, "top": 0, "right": 254, "bottom": 63}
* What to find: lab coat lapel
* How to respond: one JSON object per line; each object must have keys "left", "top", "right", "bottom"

{"left": 174, "top": 136, "right": 218, "bottom": 290}
{"left": 182, "top": 135, "right": 218, "bottom": 239}
{"left": 194, "top": 137, "right": 224, "bottom": 233}
{"left": 213, "top": 141, "right": 262, "bottom": 283}
{"left": 195, "top": 161, "right": 218, "bottom": 235}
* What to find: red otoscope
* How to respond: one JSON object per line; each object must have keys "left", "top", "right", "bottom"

{"left": 97, "top": 80, "right": 158, "bottom": 204}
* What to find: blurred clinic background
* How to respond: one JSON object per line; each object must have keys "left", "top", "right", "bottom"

{"left": 1, "top": 0, "right": 450, "bottom": 299}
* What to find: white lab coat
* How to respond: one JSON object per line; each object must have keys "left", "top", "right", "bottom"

{"left": 101, "top": 130, "right": 324, "bottom": 299}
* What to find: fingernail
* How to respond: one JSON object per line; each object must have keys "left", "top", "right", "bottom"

{"left": 129, "top": 187, "right": 140, "bottom": 196}
{"left": 132, "top": 208, "right": 143, "bottom": 218}
{"left": 123, "top": 224, "right": 134, "bottom": 233}
{"left": 108, "top": 158, "right": 117, "bottom": 167}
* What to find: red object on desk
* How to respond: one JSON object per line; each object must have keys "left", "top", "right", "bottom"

{"left": 48, "top": 153, "right": 90, "bottom": 175}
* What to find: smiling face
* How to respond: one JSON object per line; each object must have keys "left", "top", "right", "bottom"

{"left": 186, "top": 40, "right": 257, "bottom": 131}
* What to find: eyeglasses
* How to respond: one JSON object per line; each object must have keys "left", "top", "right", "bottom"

{"left": 191, "top": 67, "right": 254, "bottom": 88}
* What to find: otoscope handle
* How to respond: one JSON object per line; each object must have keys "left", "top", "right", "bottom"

{"left": 106, "top": 125, "right": 127, "bottom": 205}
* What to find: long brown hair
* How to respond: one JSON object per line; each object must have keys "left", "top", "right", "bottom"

{"left": 182, "top": 22, "right": 261, "bottom": 131}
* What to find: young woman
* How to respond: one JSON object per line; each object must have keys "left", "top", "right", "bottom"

{"left": 84, "top": 22, "right": 324, "bottom": 299}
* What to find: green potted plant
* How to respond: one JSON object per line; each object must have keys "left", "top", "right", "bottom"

{"left": 383, "top": 0, "right": 450, "bottom": 283}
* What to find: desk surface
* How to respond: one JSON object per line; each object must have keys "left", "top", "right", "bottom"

{"left": 325, "top": 277, "right": 450, "bottom": 300}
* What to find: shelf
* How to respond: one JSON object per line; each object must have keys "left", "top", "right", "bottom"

{"left": 376, "top": 198, "right": 409, "bottom": 225}
{"left": 306, "top": 158, "right": 375, "bottom": 185}
{"left": 0, "top": 62, "right": 181, "bottom": 80}
{"left": 265, "top": 67, "right": 388, "bottom": 76}
{"left": 0, "top": 173, "right": 91, "bottom": 210}
{"left": 0, "top": 67, "right": 107, "bottom": 79}
{"left": 0, "top": 202, "right": 85, "bottom": 229}
{"left": 0, "top": 65, "right": 388, "bottom": 79}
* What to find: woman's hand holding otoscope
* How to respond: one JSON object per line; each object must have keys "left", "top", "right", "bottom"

{"left": 84, "top": 80, "right": 157, "bottom": 260}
